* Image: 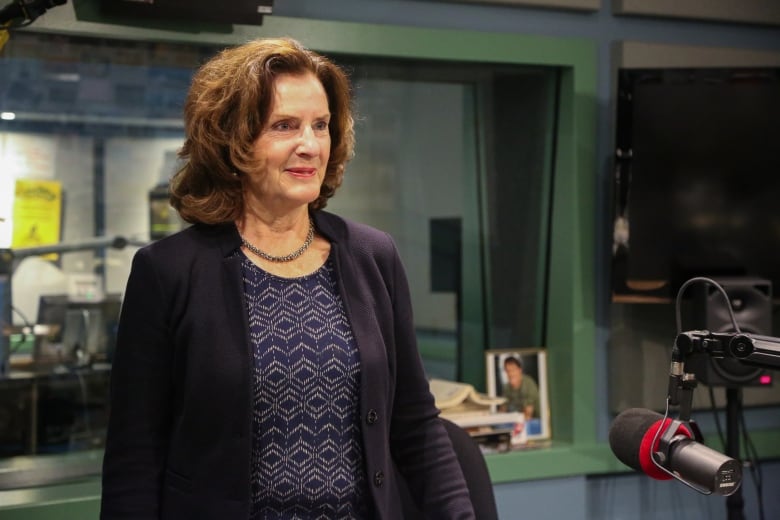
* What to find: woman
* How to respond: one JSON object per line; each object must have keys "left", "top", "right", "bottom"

{"left": 100, "top": 37, "right": 475, "bottom": 519}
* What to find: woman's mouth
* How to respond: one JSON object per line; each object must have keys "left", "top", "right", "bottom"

{"left": 286, "top": 167, "right": 317, "bottom": 177}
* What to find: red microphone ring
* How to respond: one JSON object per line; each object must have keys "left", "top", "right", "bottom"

{"left": 638, "top": 419, "right": 692, "bottom": 480}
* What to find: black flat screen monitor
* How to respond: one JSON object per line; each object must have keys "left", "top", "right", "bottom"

{"left": 36, "top": 294, "right": 123, "bottom": 362}
{"left": 612, "top": 67, "right": 780, "bottom": 299}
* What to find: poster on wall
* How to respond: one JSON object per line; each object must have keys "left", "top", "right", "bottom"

{"left": 12, "top": 179, "right": 62, "bottom": 256}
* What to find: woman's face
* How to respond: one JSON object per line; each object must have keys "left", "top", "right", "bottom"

{"left": 246, "top": 72, "right": 331, "bottom": 214}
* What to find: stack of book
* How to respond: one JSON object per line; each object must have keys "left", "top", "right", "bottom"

{"left": 429, "top": 378, "right": 526, "bottom": 451}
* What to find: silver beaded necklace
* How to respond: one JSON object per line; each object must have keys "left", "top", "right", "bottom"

{"left": 239, "top": 219, "right": 315, "bottom": 263}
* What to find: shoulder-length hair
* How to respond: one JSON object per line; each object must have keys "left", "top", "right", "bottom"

{"left": 170, "top": 37, "right": 355, "bottom": 224}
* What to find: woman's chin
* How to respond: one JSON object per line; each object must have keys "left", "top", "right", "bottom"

{"left": 285, "top": 189, "right": 321, "bottom": 209}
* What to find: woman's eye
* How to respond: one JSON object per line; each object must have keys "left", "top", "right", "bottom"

{"left": 314, "top": 121, "right": 329, "bottom": 131}
{"left": 274, "top": 121, "right": 292, "bottom": 131}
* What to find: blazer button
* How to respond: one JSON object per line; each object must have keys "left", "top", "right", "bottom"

{"left": 373, "top": 470, "right": 384, "bottom": 487}
{"left": 366, "top": 409, "right": 379, "bottom": 425}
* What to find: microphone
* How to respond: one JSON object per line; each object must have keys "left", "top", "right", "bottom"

{"left": 0, "top": 0, "right": 66, "bottom": 26}
{"left": 608, "top": 408, "right": 742, "bottom": 496}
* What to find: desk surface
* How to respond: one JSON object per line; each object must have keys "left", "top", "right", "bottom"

{"left": 0, "top": 366, "right": 111, "bottom": 458}
{"left": 1, "top": 363, "right": 111, "bottom": 381}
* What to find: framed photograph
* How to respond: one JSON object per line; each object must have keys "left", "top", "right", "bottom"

{"left": 485, "top": 348, "right": 551, "bottom": 441}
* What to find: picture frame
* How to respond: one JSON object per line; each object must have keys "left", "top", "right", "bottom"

{"left": 485, "top": 347, "right": 551, "bottom": 441}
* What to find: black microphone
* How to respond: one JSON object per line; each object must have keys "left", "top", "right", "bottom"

{"left": 0, "top": 0, "right": 66, "bottom": 26}
{"left": 608, "top": 408, "right": 742, "bottom": 496}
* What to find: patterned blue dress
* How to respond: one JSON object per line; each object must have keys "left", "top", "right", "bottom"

{"left": 240, "top": 252, "right": 369, "bottom": 519}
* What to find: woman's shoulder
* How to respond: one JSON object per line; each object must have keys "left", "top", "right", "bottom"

{"left": 134, "top": 223, "right": 238, "bottom": 266}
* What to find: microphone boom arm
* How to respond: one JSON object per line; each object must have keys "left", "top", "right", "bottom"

{"left": 655, "top": 329, "right": 780, "bottom": 497}
{"left": 676, "top": 330, "right": 780, "bottom": 370}
{"left": 667, "top": 330, "right": 780, "bottom": 420}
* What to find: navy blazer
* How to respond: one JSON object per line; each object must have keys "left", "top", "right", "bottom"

{"left": 100, "top": 210, "right": 475, "bottom": 519}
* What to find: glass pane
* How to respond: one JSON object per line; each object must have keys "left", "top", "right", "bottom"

{"left": 481, "top": 72, "right": 559, "bottom": 349}
{"left": 326, "top": 57, "right": 560, "bottom": 382}
{"left": 0, "top": 34, "right": 560, "bottom": 478}
{"left": 0, "top": 34, "right": 200, "bottom": 460}
{"left": 328, "top": 77, "right": 471, "bottom": 380}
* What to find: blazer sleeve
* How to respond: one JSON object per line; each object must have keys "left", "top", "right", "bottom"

{"left": 100, "top": 248, "right": 175, "bottom": 519}
{"left": 384, "top": 239, "right": 476, "bottom": 520}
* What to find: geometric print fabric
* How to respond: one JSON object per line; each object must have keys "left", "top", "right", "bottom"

{"left": 240, "top": 253, "right": 368, "bottom": 519}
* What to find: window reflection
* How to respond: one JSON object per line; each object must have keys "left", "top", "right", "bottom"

{"left": 0, "top": 34, "right": 558, "bottom": 477}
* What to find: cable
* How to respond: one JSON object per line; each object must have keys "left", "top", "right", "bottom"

{"left": 674, "top": 276, "right": 741, "bottom": 334}
{"left": 648, "top": 396, "right": 715, "bottom": 495}
{"left": 11, "top": 304, "right": 32, "bottom": 326}
{"left": 707, "top": 385, "right": 726, "bottom": 450}
{"left": 73, "top": 368, "right": 93, "bottom": 447}
{"left": 739, "top": 410, "right": 765, "bottom": 520}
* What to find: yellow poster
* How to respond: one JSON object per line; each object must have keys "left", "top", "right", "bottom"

{"left": 12, "top": 179, "right": 62, "bottom": 253}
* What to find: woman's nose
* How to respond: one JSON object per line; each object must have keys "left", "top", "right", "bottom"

{"left": 296, "top": 126, "right": 319, "bottom": 155}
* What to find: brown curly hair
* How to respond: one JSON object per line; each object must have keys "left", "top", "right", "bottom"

{"left": 170, "top": 37, "right": 355, "bottom": 224}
